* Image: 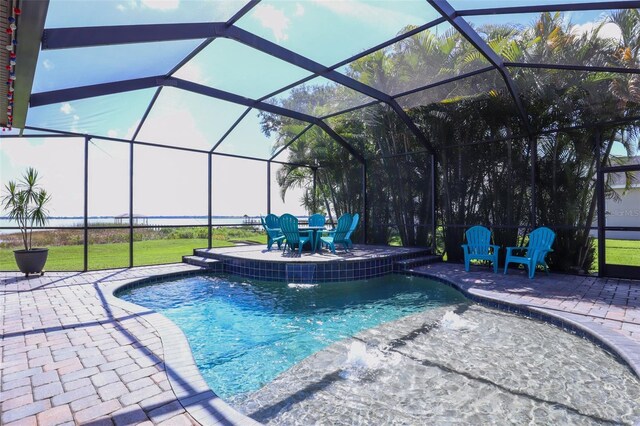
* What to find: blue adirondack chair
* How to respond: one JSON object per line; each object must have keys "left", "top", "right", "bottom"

{"left": 279, "top": 213, "right": 312, "bottom": 254}
{"left": 344, "top": 213, "right": 360, "bottom": 249}
{"left": 320, "top": 213, "right": 353, "bottom": 254}
{"left": 308, "top": 213, "right": 326, "bottom": 227}
{"left": 504, "top": 227, "right": 556, "bottom": 279}
{"left": 461, "top": 225, "right": 500, "bottom": 273}
{"left": 261, "top": 214, "right": 284, "bottom": 251}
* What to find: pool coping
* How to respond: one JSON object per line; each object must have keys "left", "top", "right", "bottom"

{"left": 102, "top": 266, "right": 640, "bottom": 426}
{"left": 100, "top": 270, "right": 260, "bottom": 426}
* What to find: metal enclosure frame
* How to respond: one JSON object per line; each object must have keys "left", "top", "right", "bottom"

{"left": 1, "top": 0, "right": 639, "bottom": 277}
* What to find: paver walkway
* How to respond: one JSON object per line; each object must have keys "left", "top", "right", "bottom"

{"left": 1, "top": 262, "right": 638, "bottom": 425}
{"left": 0, "top": 264, "right": 254, "bottom": 426}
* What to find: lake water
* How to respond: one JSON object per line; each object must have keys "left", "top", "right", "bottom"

{"left": 0, "top": 216, "right": 271, "bottom": 234}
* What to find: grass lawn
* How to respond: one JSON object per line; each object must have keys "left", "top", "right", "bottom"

{"left": 0, "top": 235, "right": 635, "bottom": 272}
{"left": 593, "top": 238, "right": 640, "bottom": 268}
{"left": 0, "top": 239, "right": 236, "bottom": 271}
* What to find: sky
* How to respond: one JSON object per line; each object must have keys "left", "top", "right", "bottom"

{"left": 2, "top": 0, "right": 637, "bottom": 217}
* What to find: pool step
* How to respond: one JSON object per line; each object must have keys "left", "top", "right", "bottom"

{"left": 182, "top": 255, "right": 223, "bottom": 271}
{"left": 394, "top": 255, "right": 442, "bottom": 271}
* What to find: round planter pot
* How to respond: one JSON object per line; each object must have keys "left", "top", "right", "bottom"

{"left": 14, "top": 248, "right": 49, "bottom": 275}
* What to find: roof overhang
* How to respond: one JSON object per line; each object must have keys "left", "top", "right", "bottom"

{"left": 6, "top": 0, "right": 49, "bottom": 131}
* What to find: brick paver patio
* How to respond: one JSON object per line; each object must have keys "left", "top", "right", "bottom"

{"left": 1, "top": 262, "right": 638, "bottom": 425}
{"left": 0, "top": 265, "right": 256, "bottom": 426}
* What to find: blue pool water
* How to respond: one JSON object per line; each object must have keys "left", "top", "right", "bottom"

{"left": 119, "top": 274, "right": 468, "bottom": 399}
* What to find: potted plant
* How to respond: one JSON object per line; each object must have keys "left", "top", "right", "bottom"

{"left": 2, "top": 167, "right": 52, "bottom": 276}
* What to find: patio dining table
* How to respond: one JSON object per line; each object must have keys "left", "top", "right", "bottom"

{"left": 297, "top": 226, "right": 326, "bottom": 253}
{"left": 269, "top": 226, "right": 327, "bottom": 253}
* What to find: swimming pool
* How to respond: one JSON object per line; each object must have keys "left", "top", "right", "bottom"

{"left": 120, "top": 273, "right": 640, "bottom": 424}
{"left": 120, "top": 274, "right": 467, "bottom": 398}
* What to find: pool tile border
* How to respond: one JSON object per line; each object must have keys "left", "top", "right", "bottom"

{"left": 200, "top": 250, "right": 425, "bottom": 283}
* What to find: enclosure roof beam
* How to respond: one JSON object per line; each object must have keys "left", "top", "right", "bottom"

{"left": 225, "top": 0, "right": 260, "bottom": 26}
{"left": 256, "top": 18, "right": 445, "bottom": 104}
{"left": 458, "top": 1, "right": 640, "bottom": 16}
{"left": 220, "top": 25, "right": 435, "bottom": 154}
{"left": 22, "top": 124, "right": 316, "bottom": 168}
{"left": 41, "top": 23, "right": 218, "bottom": 50}
{"left": 29, "top": 76, "right": 365, "bottom": 163}
{"left": 428, "top": 0, "right": 532, "bottom": 136}
{"left": 41, "top": 22, "right": 435, "bottom": 154}
{"left": 505, "top": 62, "right": 640, "bottom": 74}
{"left": 30, "top": 76, "right": 161, "bottom": 106}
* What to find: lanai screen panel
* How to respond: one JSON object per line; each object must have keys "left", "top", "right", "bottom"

{"left": 212, "top": 156, "right": 266, "bottom": 218}
{"left": 133, "top": 144, "right": 208, "bottom": 225}
{"left": 325, "top": 103, "right": 425, "bottom": 156}
{"left": 0, "top": 137, "right": 85, "bottom": 271}
{"left": 214, "top": 109, "right": 308, "bottom": 160}
{"left": 87, "top": 139, "right": 130, "bottom": 270}
{"left": 270, "top": 124, "right": 314, "bottom": 163}
{"left": 367, "top": 151, "right": 433, "bottom": 246}
{"left": 269, "top": 162, "right": 308, "bottom": 217}
{"left": 173, "top": 39, "right": 313, "bottom": 100}
{"left": 340, "top": 22, "right": 490, "bottom": 96}
{"left": 534, "top": 129, "right": 603, "bottom": 272}
{"left": 0, "top": 136, "right": 84, "bottom": 218}
{"left": 88, "top": 139, "right": 129, "bottom": 224}
{"left": 33, "top": 39, "right": 205, "bottom": 93}
{"left": 510, "top": 68, "right": 640, "bottom": 132}
{"left": 135, "top": 87, "right": 248, "bottom": 151}
{"left": 397, "top": 69, "right": 526, "bottom": 143}
{"left": 26, "top": 89, "right": 157, "bottom": 140}
{"left": 437, "top": 137, "right": 532, "bottom": 261}
{"left": 270, "top": 126, "right": 321, "bottom": 216}
{"left": 44, "top": 0, "right": 248, "bottom": 28}
{"left": 264, "top": 76, "right": 375, "bottom": 117}
{"left": 235, "top": 0, "right": 441, "bottom": 67}
{"left": 466, "top": 9, "right": 631, "bottom": 68}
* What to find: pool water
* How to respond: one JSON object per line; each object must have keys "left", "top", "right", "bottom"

{"left": 120, "top": 274, "right": 468, "bottom": 399}
{"left": 235, "top": 304, "right": 640, "bottom": 425}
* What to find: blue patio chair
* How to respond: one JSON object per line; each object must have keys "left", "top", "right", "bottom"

{"left": 504, "top": 227, "right": 556, "bottom": 279}
{"left": 308, "top": 213, "right": 326, "bottom": 227}
{"left": 261, "top": 214, "right": 284, "bottom": 251}
{"left": 279, "top": 213, "right": 312, "bottom": 255}
{"left": 461, "top": 225, "right": 500, "bottom": 273}
{"left": 264, "top": 214, "right": 280, "bottom": 230}
{"left": 344, "top": 213, "right": 360, "bottom": 249}
{"left": 320, "top": 213, "right": 352, "bottom": 254}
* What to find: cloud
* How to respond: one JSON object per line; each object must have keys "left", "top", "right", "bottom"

{"left": 107, "top": 129, "right": 119, "bottom": 138}
{"left": 252, "top": 4, "right": 290, "bottom": 42}
{"left": 571, "top": 21, "right": 623, "bottom": 42}
{"left": 42, "top": 59, "right": 54, "bottom": 70}
{"left": 312, "top": 0, "right": 421, "bottom": 32}
{"left": 141, "top": 0, "right": 179, "bottom": 10}
{"left": 295, "top": 3, "right": 305, "bottom": 17}
{"left": 116, "top": 0, "right": 137, "bottom": 11}
{"left": 60, "top": 103, "right": 73, "bottom": 115}
{"left": 173, "top": 62, "right": 208, "bottom": 85}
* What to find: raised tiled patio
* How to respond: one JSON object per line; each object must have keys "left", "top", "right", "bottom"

{"left": 1, "top": 262, "right": 638, "bottom": 425}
